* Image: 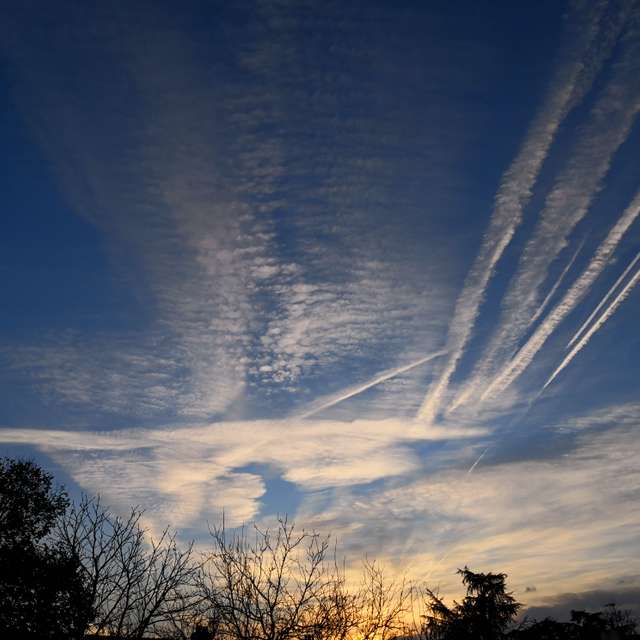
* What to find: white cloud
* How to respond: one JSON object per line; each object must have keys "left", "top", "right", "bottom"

{"left": 295, "top": 404, "right": 640, "bottom": 606}
{"left": 0, "top": 418, "right": 486, "bottom": 533}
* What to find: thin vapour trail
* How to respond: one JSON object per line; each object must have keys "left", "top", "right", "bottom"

{"left": 467, "top": 446, "right": 489, "bottom": 475}
{"left": 423, "top": 443, "right": 492, "bottom": 582}
{"left": 567, "top": 250, "right": 640, "bottom": 348}
{"left": 543, "top": 263, "right": 640, "bottom": 390}
{"left": 416, "top": 1, "right": 617, "bottom": 423}
{"left": 423, "top": 385, "right": 549, "bottom": 584}
{"left": 528, "top": 240, "right": 585, "bottom": 331}
{"left": 482, "top": 187, "right": 640, "bottom": 400}
{"left": 295, "top": 350, "right": 447, "bottom": 419}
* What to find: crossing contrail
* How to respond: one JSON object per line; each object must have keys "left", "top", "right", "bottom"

{"left": 296, "top": 350, "right": 447, "bottom": 419}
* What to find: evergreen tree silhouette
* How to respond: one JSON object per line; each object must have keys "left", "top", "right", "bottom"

{"left": 423, "top": 566, "right": 521, "bottom": 640}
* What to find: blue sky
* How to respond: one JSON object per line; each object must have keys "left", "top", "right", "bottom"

{"left": 1, "top": 0, "right": 640, "bottom": 616}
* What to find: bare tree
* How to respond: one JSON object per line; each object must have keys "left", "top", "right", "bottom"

{"left": 59, "top": 495, "right": 199, "bottom": 639}
{"left": 197, "top": 516, "right": 412, "bottom": 640}
{"left": 352, "top": 560, "right": 413, "bottom": 640}
{"left": 199, "top": 516, "right": 350, "bottom": 640}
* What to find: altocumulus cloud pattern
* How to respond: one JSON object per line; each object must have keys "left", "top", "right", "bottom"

{"left": 1, "top": 0, "right": 639, "bottom": 615}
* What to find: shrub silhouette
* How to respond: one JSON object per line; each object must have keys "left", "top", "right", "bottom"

{"left": 508, "top": 605, "right": 638, "bottom": 640}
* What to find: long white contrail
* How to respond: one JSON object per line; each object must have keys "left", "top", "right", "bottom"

{"left": 468, "top": 15, "right": 640, "bottom": 407}
{"left": 296, "top": 350, "right": 447, "bottom": 419}
{"left": 416, "top": 1, "right": 619, "bottom": 423}
{"left": 567, "top": 250, "right": 640, "bottom": 348}
{"left": 483, "top": 188, "right": 640, "bottom": 400}
{"left": 543, "top": 264, "right": 640, "bottom": 390}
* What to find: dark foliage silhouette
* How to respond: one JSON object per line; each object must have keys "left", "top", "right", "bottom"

{"left": 421, "top": 567, "right": 521, "bottom": 640}
{"left": 0, "top": 458, "right": 93, "bottom": 639}
{"left": 508, "top": 604, "right": 638, "bottom": 640}
{"left": 422, "top": 569, "right": 638, "bottom": 640}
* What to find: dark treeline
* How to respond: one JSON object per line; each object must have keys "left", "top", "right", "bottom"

{"left": 0, "top": 458, "right": 637, "bottom": 640}
{"left": 422, "top": 569, "right": 638, "bottom": 640}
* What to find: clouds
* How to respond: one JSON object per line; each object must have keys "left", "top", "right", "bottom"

{"left": 2, "top": 0, "right": 458, "bottom": 421}
{"left": 416, "top": 0, "right": 626, "bottom": 423}
{"left": 543, "top": 253, "right": 640, "bottom": 389}
{"left": 524, "top": 587, "right": 640, "bottom": 619}
{"left": 3, "top": 400, "right": 638, "bottom": 609}
{"left": 0, "top": 417, "right": 487, "bottom": 532}
{"left": 481, "top": 184, "right": 640, "bottom": 401}
{"left": 295, "top": 404, "right": 640, "bottom": 607}
{"left": 421, "top": 3, "right": 640, "bottom": 423}
{"left": 475, "top": 28, "right": 640, "bottom": 401}
{"left": 295, "top": 350, "right": 447, "bottom": 419}
{"left": 1, "top": 0, "right": 640, "bottom": 613}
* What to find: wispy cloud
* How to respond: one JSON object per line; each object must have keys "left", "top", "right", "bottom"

{"left": 0, "top": 418, "right": 487, "bottom": 532}
{"left": 2, "top": 1, "right": 453, "bottom": 420}
{"left": 465, "top": 17, "right": 640, "bottom": 405}
{"left": 526, "top": 240, "right": 585, "bottom": 333}
{"left": 445, "top": 241, "right": 584, "bottom": 416}
{"left": 1, "top": 1, "right": 639, "bottom": 611}
{"left": 297, "top": 404, "right": 640, "bottom": 606}
{"left": 417, "top": 0, "right": 621, "bottom": 423}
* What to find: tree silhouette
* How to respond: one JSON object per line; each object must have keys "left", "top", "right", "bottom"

{"left": 0, "top": 458, "right": 92, "bottom": 639}
{"left": 600, "top": 603, "right": 638, "bottom": 638}
{"left": 59, "top": 494, "right": 199, "bottom": 639}
{"left": 507, "top": 617, "right": 580, "bottom": 640}
{"left": 0, "top": 457, "right": 68, "bottom": 546}
{"left": 422, "top": 567, "right": 521, "bottom": 640}
{"left": 6, "top": 456, "right": 634, "bottom": 640}
{"left": 197, "top": 516, "right": 412, "bottom": 640}
{"left": 508, "top": 604, "right": 638, "bottom": 640}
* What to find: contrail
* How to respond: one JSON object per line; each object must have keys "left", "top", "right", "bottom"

{"left": 468, "top": 15, "right": 640, "bottom": 407}
{"left": 424, "top": 442, "right": 493, "bottom": 582}
{"left": 295, "top": 350, "right": 447, "bottom": 419}
{"left": 467, "top": 446, "right": 489, "bottom": 475}
{"left": 482, "top": 187, "right": 640, "bottom": 401}
{"left": 528, "top": 239, "right": 585, "bottom": 331}
{"left": 447, "top": 239, "right": 585, "bottom": 417}
{"left": 567, "top": 250, "right": 640, "bottom": 348}
{"left": 543, "top": 263, "right": 640, "bottom": 390}
{"left": 416, "top": 1, "right": 619, "bottom": 423}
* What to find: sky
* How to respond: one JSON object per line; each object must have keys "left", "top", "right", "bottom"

{"left": 1, "top": 0, "right": 640, "bottom": 618}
